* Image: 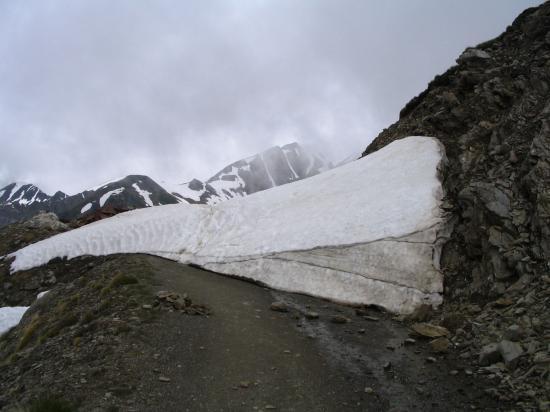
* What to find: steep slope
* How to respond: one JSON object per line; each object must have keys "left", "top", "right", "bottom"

{"left": 9, "top": 137, "right": 446, "bottom": 314}
{"left": 169, "top": 142, "right": 332, "bottom": 204}
{"left": 364, "top": 3, "right": 550, "bottom": 301}
{"left": 360, "top": 6, "right": 550, "bottom": 407}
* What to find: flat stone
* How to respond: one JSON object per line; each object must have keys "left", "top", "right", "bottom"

{"left": 494, "top": 297, "right": 514, "bottom": 307}
{"left": 411, "top": 323, "right": 450, "bottom": 338}
{"left": 430, "top": 337, "right": 451, "bottom": 353}
{"left": 304, "top": 311, "right": 319, "bottom": 319}
{"left": 158, "top": 376, "right": 171, "bottom": 383}
{"left": 270, "top": 302, "right": 288, "bottom": 313}
{"left": 330, "top": 315, "right": 350, "bottom": 324}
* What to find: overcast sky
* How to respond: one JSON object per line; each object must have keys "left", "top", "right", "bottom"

{"left": 0, "top": 0, "right": 542, "bottom": 194}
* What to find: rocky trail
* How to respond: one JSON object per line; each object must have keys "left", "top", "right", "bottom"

{"left": 122, "top": 256, "right": 500, "bottom": 412}
{"left": 0, "top": 252, "right": 502, "bottom": 412}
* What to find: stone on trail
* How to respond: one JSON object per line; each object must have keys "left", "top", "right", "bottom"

{"left": 479, "top": 343, "right": 502, "bottom": 366}
{"left": 269, "top": 302, "right": 288, "bottom": 313}
{"left": 304, "top": 311, "right": 319, "bottom": 319}
{"left": 411, "top": 323, "right": 451, "bottom": 338}
{"left": 430, "top": 337, "right": 451, "bottom": 353}
{"left": 330, "top": 315, "right": 350, "bottom": 324}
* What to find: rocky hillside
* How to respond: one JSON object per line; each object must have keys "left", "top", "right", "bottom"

{"left": 365, "top": 3, "right": 550, "bottom": 301}
{"left": 168, "top": 142, "right": 332, "bottom": 204}
{"left": 363, "top": 4, "right": 550, "bottom": 409}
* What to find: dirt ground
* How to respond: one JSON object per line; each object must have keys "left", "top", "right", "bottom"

{"left": 124, "top": 255, "right": 502, "bottom": 412}
{"left": 1, "top": 254, "right": 505, "bottom": 411}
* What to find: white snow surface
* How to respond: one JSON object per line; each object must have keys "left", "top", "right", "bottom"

{"left": 86, "top": 176, "right": 126, "bottom": 192}
{"left": 81, "top": 203, "right": 92, "bottom": 213}
{"left": 37, "top": 290, "right": 50, "bottom": 300}
{"left": 132, "top": 183, "right": 154, "bottom": 207}
{"left": 0, "top": 306, "right": 29, "bottom": 335}
{"left": 99, "top": 188, "right": 124, "bottom": 207}
{"left": 8, "top": 137, "right": 447, "bottom": 314}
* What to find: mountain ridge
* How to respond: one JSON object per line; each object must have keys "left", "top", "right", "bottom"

{"left": 0, "top": 142, "right": 332, "bottom": 227}
{"left": 167, "top": 142, "right": 332, "bottom": 204}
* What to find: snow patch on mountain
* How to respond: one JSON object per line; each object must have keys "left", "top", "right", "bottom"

{"left": 80, "top": 203, "right": 92, "bottom": 213}
{"left": 0, "top": 306, "right": 29, "bottom": 335}
{"left": 9, "top": 137, "right": 447, "bottom": 314}
{"left": 0, "top": 183, "right": 51, "bottom": 207}
{"left": 99, "top": 188, "right": 125, "bottom": 207}
{"left": 132, "top": 183, "right": 154, "bottom": 207}
{"left": 86, "top": 176, "right": 127, "bottom": 192}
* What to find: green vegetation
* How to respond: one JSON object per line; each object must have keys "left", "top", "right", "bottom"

{"left": 100, "top": 273, "right": 138, "bottom": 297}
{"left": 16, "top": 314, "right": 41, "bottom": 351}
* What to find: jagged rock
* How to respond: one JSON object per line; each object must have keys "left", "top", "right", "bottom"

{"left": 479, "top": 343, "right": 501, "bottom": 366}
{"left": 498, "top": 340, "right": 523, "bottom": 369}
{"left": 23, "top": 212, "right": 68, "bottom": 231}
{"left": 456, "top": 48, "right": 492, "bottom": 64}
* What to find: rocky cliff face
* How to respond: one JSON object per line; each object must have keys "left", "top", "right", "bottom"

{"left": 364, "top": 3, "right": 550, "bottom": 302}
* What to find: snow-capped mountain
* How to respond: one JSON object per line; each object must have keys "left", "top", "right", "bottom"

{"left": 0, "top": 183, "right": 65, "bottom": 206}
{"left": 0, "top": 176, "right": 179, "bottom": 227}
{"left": 169, "top": 142, "right": 332, "bottom": 204}
{"left": 53, "top": 175, "right": 180, "bottom": 221}
{"left": 0, "top": 142, "right": 332, "bottom": 227}
{"left": 0, "top": 183, "right": 67, "bottom": 227}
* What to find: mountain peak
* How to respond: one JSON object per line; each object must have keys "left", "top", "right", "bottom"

{"left": 170, "top": 142, "right": 333, "bottom": 205}
{"left": 0, "top": 182, "right": 50, "bottom": 207}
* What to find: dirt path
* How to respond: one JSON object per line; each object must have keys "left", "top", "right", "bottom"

{"left": 123, "top": 255, "right": 500, "bottom": 412}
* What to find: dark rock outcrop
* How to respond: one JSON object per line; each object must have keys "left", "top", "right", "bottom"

{"left": 0, "top": 175, "right": 180, "bottom": 228}
{"left": 363, "top": 3, "right": 550, "bottom": 301}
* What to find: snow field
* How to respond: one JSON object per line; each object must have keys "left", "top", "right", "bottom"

{"left": 8, "top": 137, "right": 447, "bottom": 313}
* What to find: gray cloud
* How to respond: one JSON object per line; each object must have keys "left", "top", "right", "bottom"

{"left": 0, "top": 0, "right": 541, "bottom": 194}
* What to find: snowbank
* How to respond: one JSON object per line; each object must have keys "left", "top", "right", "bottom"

{"left": 0, "top": 306, "right": 29, "bottom": 335}
{"left": 8, "top": 136, "right": 447, "bottom": 314}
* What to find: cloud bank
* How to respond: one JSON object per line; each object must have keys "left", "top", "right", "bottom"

{"left": 0, "top": 0, "right": 541, "bottom": 193}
